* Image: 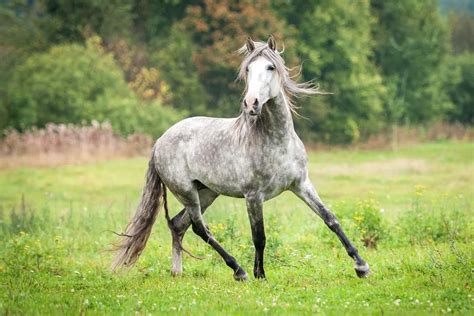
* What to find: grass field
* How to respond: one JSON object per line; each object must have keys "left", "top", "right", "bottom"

{"left": 0, "top": 141, "right": 473, "bottom": 315}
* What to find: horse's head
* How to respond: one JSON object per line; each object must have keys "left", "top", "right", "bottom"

{"left": 240, "top": 36, "right": 282, "bottom": 119}
{"left": 238, "top": 36, "right": 322, "bottom": 125}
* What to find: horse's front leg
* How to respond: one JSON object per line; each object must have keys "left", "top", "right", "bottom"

{"left": 292, "top": 178, "right": 370, "bottom": 278}
{"left": 245, "top": 193, "right": 266, "bottom": 279}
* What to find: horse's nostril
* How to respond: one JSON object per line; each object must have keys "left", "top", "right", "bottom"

{"left": 253, "top": 99, "right": 259, "bottom": 106}
{"left": 243, "top": 100, "right": 248, "bottom": 108}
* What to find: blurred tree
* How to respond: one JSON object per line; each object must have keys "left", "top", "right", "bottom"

{"left": 444, "top": 9, "right": 473, "bottom": 125}
{"left": 274, "top": 0, "right": 386, "bottom": 143}
{"left": 42, "top": 0, "right": 133, "bottom": 43}
{"left": 0, "top": 1, "right": 51, "bottom": 131}
{"left": 131, "top": 0, "right": 199, "bottom": 42}
{"left": 178, "top": 0, "right": 293, "bottom": 117}
{"left": 150, "top": 25, "right": 208, "bottom": 115}
{"left": 371, "top": 0, "right": 451, "bottom": 125}
{"left": 448, "top": 11, "right": 474, "bottom": 54}
{"left": 88, "top": 35, "right": 171, "bottom": 103}
{"left": 6, "top": 38, "right": 126, "bottom": 129}
{"left": 444, "top": 53, "right": 474, "bottom": 124}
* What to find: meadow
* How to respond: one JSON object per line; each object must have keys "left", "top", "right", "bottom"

{"left": 0, "top": 141, "right": 472, "bottom": 315}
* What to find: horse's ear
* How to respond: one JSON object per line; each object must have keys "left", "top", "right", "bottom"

{"left": 246, "top": 37, "right": 255, "bottom": 53}
{"left": 267, "top": 35, "right": 276, "bottom": 51}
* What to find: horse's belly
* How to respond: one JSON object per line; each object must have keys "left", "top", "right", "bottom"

{"left": 201, "top": 179, "right": 246, "bottom": 198}
{"left": 205, "top": 167, "right": 295, "bottom": 200}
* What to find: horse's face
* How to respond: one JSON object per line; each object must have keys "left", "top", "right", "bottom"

{"left": 243, "top": 37, "right": 281, "bottom": 118}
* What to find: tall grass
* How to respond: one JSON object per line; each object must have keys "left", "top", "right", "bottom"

{"left": 0, "top": 122, "right": 153, "bottom": 167}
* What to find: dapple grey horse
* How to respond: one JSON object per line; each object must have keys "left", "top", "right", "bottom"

{"left": 113, "top": 36, "right": 370, "bottom": 281}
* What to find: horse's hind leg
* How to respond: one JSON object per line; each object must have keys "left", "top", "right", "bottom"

{"left": 180, "top": 188, "right": 247, "bottom": 281}
{"left": 292, "top": 179, "right": 370, "bottom": 278}
{"left": 169, "top": 189, "right": 218, "bottom": 276}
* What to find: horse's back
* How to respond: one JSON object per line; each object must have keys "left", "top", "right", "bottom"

{"left": 159, "top": 116, "right": 233, "bottom": 140}
{"left": 152, "top": 116, "right": 236, "bottom": 195}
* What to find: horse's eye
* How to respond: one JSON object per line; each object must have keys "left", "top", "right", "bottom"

{"left": 267, "top": 65, "right": 275, "bottom": 71}
{"left": 245, "top": 67, "right": 249, "bottom": 72}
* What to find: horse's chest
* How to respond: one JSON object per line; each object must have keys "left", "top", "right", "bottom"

{"left": 248, "top": 154, "right": 300, "bottom": 193}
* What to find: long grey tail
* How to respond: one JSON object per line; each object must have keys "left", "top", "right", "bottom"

{"left": 112, "top": 150, "right": 167, "bottom": 270}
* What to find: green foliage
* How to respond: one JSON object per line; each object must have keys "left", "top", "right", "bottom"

{"left": 444, "top": 53, "right": 474, "bottom": 124}
{"left": 5, "top": 40, "right": 182, "bottom": 137}
{"left": 178, "top": 0, "right": 292, "bottom": 117}
{"left": 352, "top": 199, "right": 385, "bottom": 248}
{"left": 151, "top": 25, "right": 208, "bottom": 115}
{"left": 275, "top": 0, "right": 386, "bottom": 143}
{"left": 0, "top": 4, "right": 51, "bottom": 131}
{"left": 41, "top": 0, "right": 134, "bottom": 43}
{"left": 371, "top": 0, "right": 451, "bottom": 124}
{"left": 131, "top": 0, "right": 192, "bottom": 41}
{"left": 6, "top": 42, "right": 125, "bottom": 130}
{"left": 92, "top": 92, "right": 183, "bottom": 137}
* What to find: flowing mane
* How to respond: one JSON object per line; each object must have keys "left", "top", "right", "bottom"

{"left": 237, "top": 40, "right": 321, "bottom": 112}
{"left": 232, "top": 40, "right": 322, "bottom": 144}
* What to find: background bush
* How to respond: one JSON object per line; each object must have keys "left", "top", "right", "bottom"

{"left": 5, "top": 38, "right": 182, "bottom": 137}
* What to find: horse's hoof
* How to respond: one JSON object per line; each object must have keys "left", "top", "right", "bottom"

{"left": 255, "top": 274, "right": 266, "bottom": 280}
{"left": 254, "top": 268, "right": 266, "bottom": 279}
{"left": 233, "top": 268, "right": 248, "bottom": 281}
{"left": 354, "top": 262, "right": 370, "bottom": 278}
{"left": 170, "top": 269, "right": 182, "bottom": 277}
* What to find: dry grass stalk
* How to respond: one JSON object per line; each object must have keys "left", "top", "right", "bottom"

{"left": 307, "top": 122, "right": 474, "bottom": 152}
{"left": 0, "top": 122, "right": 153, "bottom": 168}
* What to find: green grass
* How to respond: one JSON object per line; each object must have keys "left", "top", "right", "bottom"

{"left": 1, "top": 141, "right": 473, "bottom": 315}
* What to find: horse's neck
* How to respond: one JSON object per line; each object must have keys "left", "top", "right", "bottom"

{"left": 261, "top": 92, "right": 294, "bottom": 141}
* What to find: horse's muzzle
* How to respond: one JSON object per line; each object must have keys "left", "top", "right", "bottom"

{"left": 244, "top": 98, "right": 261, "bottom": 117}
{"left": 248, "top": 109, "right": 260, "bottom": 116}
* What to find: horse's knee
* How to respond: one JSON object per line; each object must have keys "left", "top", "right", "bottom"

{"left": 168, "top": 220, "right": 184, "bottom": 241}
{"left": 169, "top": 210, "right": 190, "bottom": 234}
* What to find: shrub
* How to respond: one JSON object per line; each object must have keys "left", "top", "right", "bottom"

{"left": 5, "top": 38, "right": 183, "bottom": 137}
{"left": 351, "top": 199, "right": 385, "bottom": 248}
